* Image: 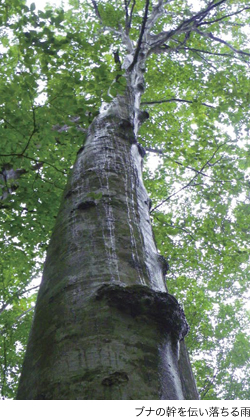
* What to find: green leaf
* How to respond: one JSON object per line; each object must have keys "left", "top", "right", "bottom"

{"left": 30, "top": 2, "right": 36, "bottom": 12}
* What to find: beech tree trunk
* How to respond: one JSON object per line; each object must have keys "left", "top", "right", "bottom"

{"left": 16, "top": 94, "right": 198, "bottom": 399}
{"left": 17, "top": 17, "right": 199, "bottom": 397}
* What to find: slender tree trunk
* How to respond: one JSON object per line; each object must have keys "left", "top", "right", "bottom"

{"left": 16, "top": 93, "right": 198, "bottom": 399}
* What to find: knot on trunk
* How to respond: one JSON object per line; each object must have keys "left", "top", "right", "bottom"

{"left": 96, "top": 284, "right": 189, "bottom": 340}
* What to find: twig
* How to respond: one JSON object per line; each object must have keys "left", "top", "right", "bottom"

{"left": 200, "top": 374, "right": 217, "bottom": 398}
{"left": 2, "top": 118, "right": 25, "bottom": 138}
{"left": 176, "top": 46, "right": 249, "bottom": 65}
{"left": 0, "top": 285, "right": 39, "bottom": 315}
{"left": 0, "top": 153, "right": 67, "bottom": 175}
{"left": 175, "top": 0, "right": 228, "bottom": 32}
{"left": 21, "top": 106, "right": 37, "bottom": 155}
{"left": 186, "top": 46, "right": 218, "bottom": 70}
{"left": 178, "top": 46, "right": 234, "bottom": 58}
{"left": 146, "top": 147, "right": 209, "bottom": 176}
{"left": 90, "top": 0, "right": 134, "bottom": 52}
{"left": 154, "top": 215, "right": 196, "bottom": 241}
{"left": 150, "top": 145, "right": 222, "bottom": 212}
{"left": 198, "top": 7, "right": 250, "bottom": 27}
{"left": 142, "top": 97, "right": 216, "bottom": 109}
{"left": 16, "top": 307, "right": 34, "bottom": 321}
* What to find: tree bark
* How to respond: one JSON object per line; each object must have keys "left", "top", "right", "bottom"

{"left": 16, "top": 96, "right": 199, "bottom": 399}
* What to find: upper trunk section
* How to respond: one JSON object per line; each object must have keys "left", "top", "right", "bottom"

{"left": 40, "top": 95, "right": 167, "bottom": 302}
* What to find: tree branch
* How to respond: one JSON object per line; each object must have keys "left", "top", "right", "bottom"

{"left": 142, "top": 97, "right": 216, "bottom": 109}
{"left": 2, "top": 118, "right": 25, "bottom": 138}
{"left": 146, "top": 0, "right": 164, "bottom": 32}
{"left": 90, "top": 0, "right": 134, "bottom": 53}
{"left": 176, "top": 45, "right": 250, "bottom": 65}
{"left": 0, "top": 153, "right": 67, "bottom": 175}
{"left": 198, "top": 7, "right": 250, "bottom": 27}
{"left": 128, "top": 0, "right": 150, "bottom": 71}
{"left": 195, "top": 29, "right": 250, "bottom": 57}
{"left": 0, "top": 285, "right": 39, "bottom": 315}
{"left": 128, "top": 0, "right": 136, "bottom": 32}
{"left": 148, "top": 0, "right": 228, "bottom": 53}
{"left": 183, "top": 44, "right": 217, "bottom": 70}
{"left": 124, "top": 0, "right": 136, "bottom": 34}
{"left": 176, "top": 46, "right": 234, "bottom": 58}
{"left": 90, "top": 0, "right": 102, "bottom": 22}
{"left": 150, "top": 145, "right": 222, "bottom": 213}
{"left": 146, "top": 147, "right": 209, "bottom": 176}
{"left": 175, "top": 0, "right": 228, "bottom": 31}
{"left": 16, "top": 307, "right": 34, "bottom": 321}
{"left": 21, "top": 106, "right": 37, "bottom": 156}
{"left": 124, "top": 0, "right": 130, "bottom": 33}
{"left": 154, "top": 214, "right": 196, "bottom": 241}
{"left": 166, "top": 222, "right": 196, "bottom": 241}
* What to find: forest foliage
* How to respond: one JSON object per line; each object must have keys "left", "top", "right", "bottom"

{"left": 0, "top": 0, "right": 250, "bottom": 399}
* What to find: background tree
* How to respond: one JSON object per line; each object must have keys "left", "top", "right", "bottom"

{"left": 0, "top": 0, "right": 250, "bottom": 399}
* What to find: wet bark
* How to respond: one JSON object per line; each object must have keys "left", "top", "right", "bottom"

{"left": 16, "top": 100, "right": 199, "bottom": 399}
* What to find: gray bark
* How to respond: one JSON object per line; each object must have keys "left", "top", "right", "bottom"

{"left": 16, "top": 98, "right": 198, "bottom": 399}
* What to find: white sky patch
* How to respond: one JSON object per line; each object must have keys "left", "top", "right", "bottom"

{"left": 145, "top": 153, "right": 162, "bottom": 173}
{"left": 187, "top": 0, "right": 206, "bottom": 12}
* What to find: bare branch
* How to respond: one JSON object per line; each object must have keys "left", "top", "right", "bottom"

{"left": 21, "top": 106, "right": 37, "bottom": 156}
{"left": 146, "top": 0, "right": 164, "bottom": 32}
{"left": 0, "top": 306, "right": 36, "bottom": 334}
{"left": 146, "top": 146, "right": 163, "bottom": 154}
{"left": 90, "top": 0, "right": 102, "bottom": 22}
{"left": 154, "top": 213, "right": 196, "bottom": 241}
{"left": 16, "top": 307, "right": 34, "bottom": 321}
{"left": 0, "top": 153, "right": 67, "bottom": 175}
{"left": 0, "top": 285, "right": 39, "bottom": 315}
{"left": 195, "top": 29, "right": 250, "bottom": 57}
{"left": 124, "top": 0, "right": 129, "bottom": 30}
{"left": 22, "top": 285, "right": 40, "bottom": 294}
{"left": 147, "top": 0, "right": 231, "bottom": 54}
{"left": 198, "top": 7, "right": 250, "bottom": 27}
{"left": 176, "top": 46, "right": 249, "bottom": 65}
{"left": 150, "top": 177, "right": 199, "bottom": 212}
{"left": 146, "top": 146, "right": 209, "bottom": 176}
{"left": 150, "top": 145, "right": 222, "bottom": 212}
{"left": 0, "top": 302, "right": 9, "bottom": 316}
{"left": 128, "top": 0, "right": 150, "bottom": 71}
{"left": 124, "top": 0, "right": 136, "bottom": 34}
{"left": 90, "top": 0, "right": 134, "bottom": 52}
{"left": 175, "top": 0, "right": 228, "bottom": 31}
{"left": 183, "top": 45, "right": 218, "bottom": 70}
{"left": 142, "top": 97, "right": 216, "bottom": 109}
